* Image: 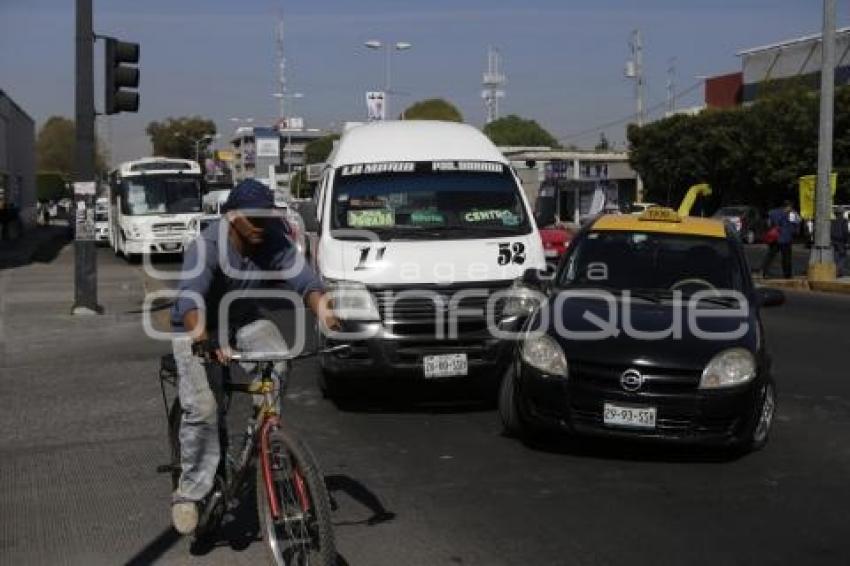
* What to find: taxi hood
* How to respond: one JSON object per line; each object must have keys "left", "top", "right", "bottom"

{"left": 542, "top": 293, "right": 759, "bottom": 372}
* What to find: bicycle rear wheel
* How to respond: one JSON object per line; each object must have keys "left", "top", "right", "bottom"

{"left": 257, "top": 422, "right": 335, "bottom": 566}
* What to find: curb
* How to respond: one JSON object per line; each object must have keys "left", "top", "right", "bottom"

{"left": 756, "top": 277, "right": 850, "bottom": 295}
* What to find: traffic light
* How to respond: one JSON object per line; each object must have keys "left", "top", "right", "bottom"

{"left": 104, "top": 37, "right": 139, "bottom": 114}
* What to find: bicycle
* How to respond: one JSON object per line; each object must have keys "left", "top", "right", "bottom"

{"left": 158, "top": 345, "right": 346, "bottom": 565}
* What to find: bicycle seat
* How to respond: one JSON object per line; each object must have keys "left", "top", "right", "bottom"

{"left": 160, "top": 354, "right": 177, "bottom": 376}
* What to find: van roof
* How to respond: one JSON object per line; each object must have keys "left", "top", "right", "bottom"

{"left": 329, "top": 120, "right": 508, "bottom": 167}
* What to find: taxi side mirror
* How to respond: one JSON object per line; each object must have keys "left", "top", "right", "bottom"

{"left": 757, "top": 287, "right": 785, "bottom": 308}
{"left": 521, "top": 267, "right": 555, "bottom": 290}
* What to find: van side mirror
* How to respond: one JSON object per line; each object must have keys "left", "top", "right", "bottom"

{"left": 757, "top": 287, "right": 785, "bottom": 307}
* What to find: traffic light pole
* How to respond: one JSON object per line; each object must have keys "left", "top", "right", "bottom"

{"left": 809, "top": 0, "right": 837, "bottom": 282}
{"left": 73, "top": 0, "right": 101, "bottom": 314}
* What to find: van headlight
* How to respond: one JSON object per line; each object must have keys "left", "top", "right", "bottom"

{"left": 699, "top": 348, "right": 756, "bottom": 389}
{"left": 521, "top": 335, "right": 568, "bottom": 377}
{"left": 324, "top": 279, "right": 380, "bottom": 321}
{"left": 503, "top": 285, "right": 544, "bottom": 318}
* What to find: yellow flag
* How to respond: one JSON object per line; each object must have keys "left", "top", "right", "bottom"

{"left": 798, "top": 174, "right": 837, "bottom": 220}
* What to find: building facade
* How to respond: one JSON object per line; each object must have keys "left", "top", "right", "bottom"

{"left": 0, "top": 89, "right": 36, "bottom": 239}
{"left": 230, "top": 125, "right": 324, "bottom": 193}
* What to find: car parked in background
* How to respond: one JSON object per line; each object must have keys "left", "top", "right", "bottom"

{"left": 712, "top": 205, "right": 765, "bottom": 244}
{"left": 539, "top": 225, "right": 574, "bottom": 268}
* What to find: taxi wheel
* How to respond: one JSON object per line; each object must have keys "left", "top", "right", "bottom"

{"left": 735, "top": 380, "right": 776, "bottom": 454}
{"left": 498, "top": 366, "right": 526, "bottom": 437}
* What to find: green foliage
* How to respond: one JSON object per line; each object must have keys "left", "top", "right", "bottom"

{"left": 146, "top": 116, "right": 217, "bottom": 159}
{"left": 304, "top": 134, "right": 340, "bottom": 164}
{"left": 36, "top": 172, "right": 69, "bottom": 202}
{"left": 483, "top": 115, "right": 558, "bottom": 147}
{"left": 627, "top": 85, "right": 850, "bottom": 208}
{"left": 36, "top": 116, "right": 107, "bottom": 176}
{"left": 401, "top": 98, "right": 463, "bottom": 122}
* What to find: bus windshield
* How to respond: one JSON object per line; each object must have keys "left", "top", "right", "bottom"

{"left": 331, "top": 164, "right": 531, "bottom": 240}
{"left": 121, "top": 176, "right": 202, "bottom": 215}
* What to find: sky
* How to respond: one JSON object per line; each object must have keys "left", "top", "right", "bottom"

{"left": 2, "top": 0, "right": 849, "bottom": 165}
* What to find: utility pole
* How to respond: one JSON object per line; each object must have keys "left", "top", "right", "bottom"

{"left": 482, "top": 46, "right": 507, "bottom": 124}
{"left": 73, "top": 0, "right": 100, "bottom": 314}
{"left": 666, "top": 57, "right": 677, "bottom": 116}
{"left": 627, "top": 29, "right": 646, "bottom": 202}
{"left": 276, "top": 16, "right": 286, "bottom": 122}
{"left": 809, "top": 0, "right": 837, "bottom": 281}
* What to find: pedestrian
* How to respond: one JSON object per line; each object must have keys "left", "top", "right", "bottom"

{"left": 831, "top": 213, "right": 849, "bottom": 277}
{"left": 761, "top": 200, "right": 799, "bottom": 279}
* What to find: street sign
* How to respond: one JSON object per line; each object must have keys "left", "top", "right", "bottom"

{"left": 366, "top": 91, "right": 386, "bottom": 121}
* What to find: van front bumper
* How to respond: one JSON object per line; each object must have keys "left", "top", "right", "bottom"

{"left": 320, "top": 321, "right": 518, "bottom": 381}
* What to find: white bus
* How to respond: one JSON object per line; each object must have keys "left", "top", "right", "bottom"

{"left": 108, "top": 157, "right": 203, "bottom": 260}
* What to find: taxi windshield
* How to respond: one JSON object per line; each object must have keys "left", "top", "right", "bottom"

{"left": 558, "top": 230, "right": 744, "bottom": 293}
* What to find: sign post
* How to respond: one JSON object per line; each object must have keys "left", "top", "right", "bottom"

{"left": 73, "top": 0, "right": 102, "bottom": 315}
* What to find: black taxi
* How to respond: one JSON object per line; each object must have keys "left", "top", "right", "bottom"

{"left": 499, "top": 207, "right": 784, "bottom": 452}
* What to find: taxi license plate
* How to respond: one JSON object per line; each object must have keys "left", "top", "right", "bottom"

{"left": 423, "top": 354, "right": 468, "bottom": 379}
{"left": 603, "top": 403, "right": 656, "bottom": 429}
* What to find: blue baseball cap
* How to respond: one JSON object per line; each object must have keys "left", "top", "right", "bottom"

{"left": 221, "top": 178, "right": 274, "bottom": 213}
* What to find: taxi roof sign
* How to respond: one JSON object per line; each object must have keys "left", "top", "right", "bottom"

{"left": 638, "top": 206, "right": 681, "bottom": 223}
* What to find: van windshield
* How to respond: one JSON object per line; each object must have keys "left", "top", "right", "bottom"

{"left": 331, "top": 162, "right": 531, "bottom": 240}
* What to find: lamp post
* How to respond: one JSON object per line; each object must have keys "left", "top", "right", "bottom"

{"left": 364, "top": 40, "right": 412, "bottom": 118}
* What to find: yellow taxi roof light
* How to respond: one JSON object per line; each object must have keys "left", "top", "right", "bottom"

{"left": 638, "top": 207, "right": 682, "bottom": 223}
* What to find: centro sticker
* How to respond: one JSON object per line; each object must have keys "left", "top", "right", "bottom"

{"left": 348, "top": 209, "right": 395, "bottom": 228}
{"left": 465, "top": 209, "right": 513, "bottom": 222}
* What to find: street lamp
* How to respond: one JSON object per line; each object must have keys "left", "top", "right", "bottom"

{"left": 364, "top": 39, "right": 412, "bottom": 118}
{"left": 193, "top": 133, "right": 220, "bottom": 164}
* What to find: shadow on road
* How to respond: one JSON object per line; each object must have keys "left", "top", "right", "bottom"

{"left": 517, "top": 430, "right": 743, "bottom": 464}
{"left": 326, "top": 474, "right": 397, "bottom": 527}
{"left": 0, "top": 226, "right": 71, "bottom": 270}
{"left": 123, "top": 527, "right": 181, "bottom": 566}
{"left": 330, "top": 380, "right": 498, "bottom": 415}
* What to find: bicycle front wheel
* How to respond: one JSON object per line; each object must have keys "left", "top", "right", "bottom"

{"left": 257, "top": 422, "right": 335, "bottom": 566}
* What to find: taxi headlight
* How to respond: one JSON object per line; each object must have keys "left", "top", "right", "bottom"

{"left": 324, "top": 279, "right": 380, "bottom": 322}
{"left": 699, "top": 348, "right": 756, "bottom": 389}
{"left": 521, "top": 335, "right": 568, "bottom": 378}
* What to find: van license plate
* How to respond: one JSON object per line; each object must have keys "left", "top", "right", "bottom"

{"left": 423, "top": 354, "right": 468, "bottom": 379}
{"left": 603, "top": 403, "right": 656, "bottom": 429}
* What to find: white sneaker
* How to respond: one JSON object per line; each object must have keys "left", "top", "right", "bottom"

{"left": 172, "top": 501, "right": 198, "bottom": 535}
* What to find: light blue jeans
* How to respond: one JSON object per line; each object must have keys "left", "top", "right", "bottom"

{"left": 171, "top": 319, "right": 288, "bottom": 503}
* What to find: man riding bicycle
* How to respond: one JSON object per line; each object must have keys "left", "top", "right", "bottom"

{"left": 169, "top": 179, "right": 338, "bottom": 535}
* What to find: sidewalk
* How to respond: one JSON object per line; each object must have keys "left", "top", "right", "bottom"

{"left": 754, "top": 273, "right": 850, "bottom": 295}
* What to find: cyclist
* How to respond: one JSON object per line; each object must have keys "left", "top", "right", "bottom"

{"left": 169, "top": 178, "right": 339, "bottom": 535}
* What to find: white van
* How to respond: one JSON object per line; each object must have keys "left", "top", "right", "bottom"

{"left": 312, "top": 121, "right": 545, "bottom": 393}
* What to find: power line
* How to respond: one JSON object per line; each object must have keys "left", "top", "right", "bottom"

{"left": 557, "top": 79, "right": 703, "bottom": 143}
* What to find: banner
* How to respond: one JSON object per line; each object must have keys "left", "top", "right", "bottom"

{"left": 256, "top": 137, "right": 280, "bottom": 158}
{"left": 366, "top": 91, "right": 386, "bottom": 121}
{"left": 798, "top": 174, "right": 837, "bottom": 220}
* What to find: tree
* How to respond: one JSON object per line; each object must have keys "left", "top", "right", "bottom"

{"left": 304, "top": 134, "right": 340, "bottom": 164}
{"left": 626, "top": 84, "right": 850, "bottom": 209}
{"left": 36, "top": 172, "right": 69, "bottom": 202}
{"left": 595, "top": 133, "right": 611, "bottom": 151}
{"left": 36, "top": 116, "right": 107, "bottom": 177}
{"left": 483, "top": 115, "right": 558, "bottom": 147}
{"left": 146, "top": 116, "right": 217, "bottom": 159}
{"left": 401, "top": 98, "right": 463, "bottom": 122}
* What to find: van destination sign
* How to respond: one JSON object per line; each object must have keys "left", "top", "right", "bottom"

{"left": 340, "top": 161, "right": 504, "bottom": 176}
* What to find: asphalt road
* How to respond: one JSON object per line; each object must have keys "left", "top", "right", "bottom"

{"left": 2, "top": 243, "right": 849, "bottom": 565}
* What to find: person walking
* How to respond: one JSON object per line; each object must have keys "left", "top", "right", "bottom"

{"left": 761, "top": 200, "right": 799, "bottom": 279}
{"left": 831, "top": 213, "right": 849, "bottom": 277}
